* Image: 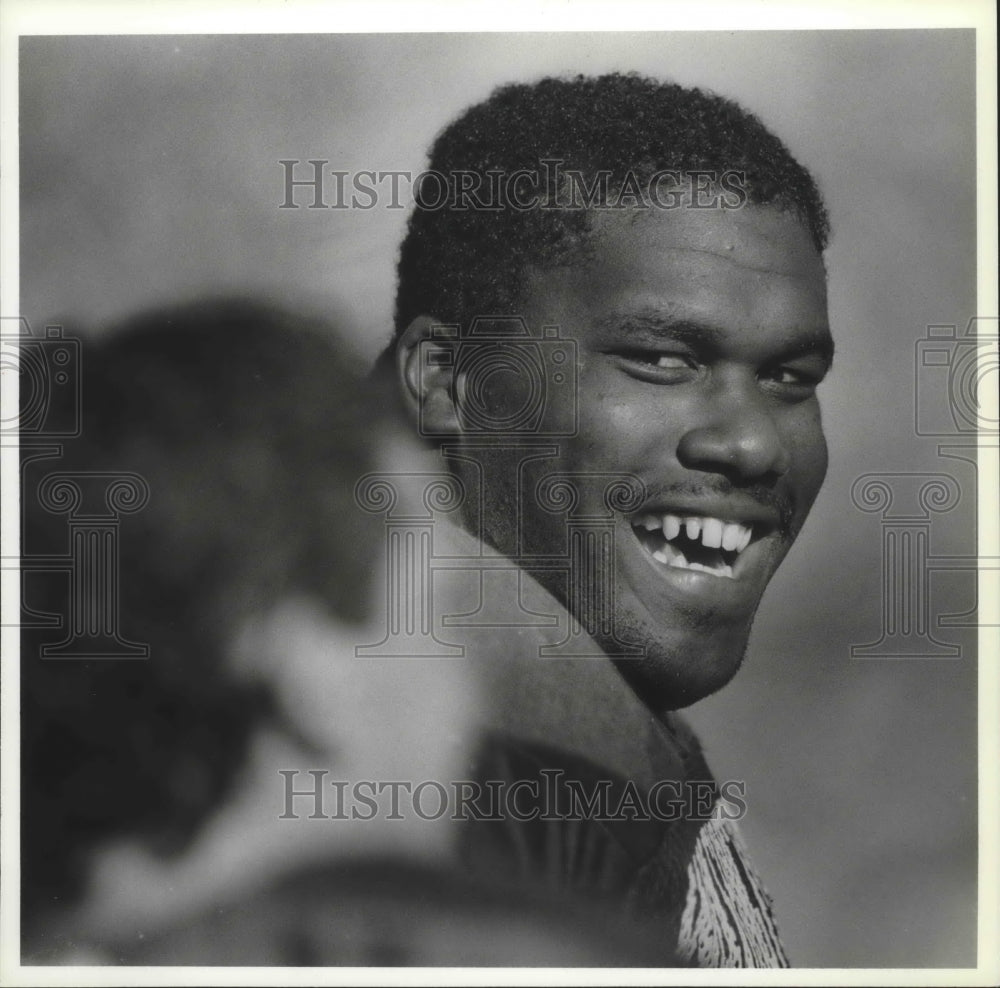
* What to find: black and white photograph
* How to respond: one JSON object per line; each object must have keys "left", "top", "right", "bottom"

{"left": 1, "top": 1, "right": 997, "bottom": 982}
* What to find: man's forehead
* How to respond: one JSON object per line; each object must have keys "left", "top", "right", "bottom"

{"left": 585, "top": 203, "right": 827, "bottom": 281}
{"left": 515, "top": 203, "right": 831, "bottom": 349}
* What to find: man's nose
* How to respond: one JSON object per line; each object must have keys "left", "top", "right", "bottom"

{"left": 676, "top": 387, "right": 791, "bottom": 481}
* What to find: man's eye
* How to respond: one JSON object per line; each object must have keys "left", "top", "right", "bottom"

{"left": 616, "top": 351, "right": 699, "bottom": 382}
{"left": 653, "top": 354, "right": 693, "bottom": 370}
{"left": 769, "top": 368, "right": 806, "bottom": 384}
{"left": 759, "top": 363, "right": 826, "bottom": 397}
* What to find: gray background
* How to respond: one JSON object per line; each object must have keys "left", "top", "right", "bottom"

{"left": 20, "top": 31, "right": 979, "bottom": 966}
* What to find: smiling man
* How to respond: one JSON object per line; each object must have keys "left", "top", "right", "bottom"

{"left": 376, "top": 73, "right": 832, "bottom": 967}
{"left": 513, "top": 202, "right": 832, "bottom": 709}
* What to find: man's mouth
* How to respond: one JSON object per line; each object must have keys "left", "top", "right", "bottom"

{"left": 630, "top": 512, "right": 756, "bottom": 580}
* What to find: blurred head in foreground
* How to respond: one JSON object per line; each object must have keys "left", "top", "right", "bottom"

{"left": 21, "top": 296, "right": 665, "bottom": 966}
{"left": 21, "top": 298, "right": 378, "bottom": 933}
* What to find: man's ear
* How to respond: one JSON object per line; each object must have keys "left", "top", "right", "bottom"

{"left": 396, "top": 315, "right": 461, "bottom": 434}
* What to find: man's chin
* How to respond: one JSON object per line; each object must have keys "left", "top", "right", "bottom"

{"left": 605, "top": 625, "right": 751, "bottom": 713}
{"left": 527, "top": 561, "right": 754, "bottom": 712}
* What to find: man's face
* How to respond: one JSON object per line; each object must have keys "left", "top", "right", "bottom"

{"left": 467, "top": 203, "right": 832, "bottom": 710}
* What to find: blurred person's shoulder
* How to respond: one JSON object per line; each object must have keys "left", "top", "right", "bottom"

{"left": 93, "top": 859, "right": 677, "bottom": 966}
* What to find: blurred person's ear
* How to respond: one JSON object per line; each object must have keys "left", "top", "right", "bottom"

{"left": 396, "top": 315, "right": 460, "bottom": 434}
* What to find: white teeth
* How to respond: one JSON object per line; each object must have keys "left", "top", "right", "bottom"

{"left": 632, "top": 511, "right": 754, "bottom": 562}
{"left": 648, "top": 540, "right": 735, "bottom": 579}
{"left": 722, "top": 522, "right": 750, "bottom": 552}
{"left": 678, "top": 560, "right": 735, "bottom": 580}
{"left": 653, "top": 542, "right": 686, "bottom": 567}
{"left": 721, "top": 523, "right": 740, "bottom": 551}
{"left": 701, "top": 518, "right": 723, "bottom": 549}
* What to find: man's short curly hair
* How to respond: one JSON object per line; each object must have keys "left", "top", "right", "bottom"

{"left": 384, "top": 72, "right": 829, "bottom": 370}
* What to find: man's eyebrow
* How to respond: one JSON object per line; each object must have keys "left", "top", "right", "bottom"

{"left": 595, "top": 313, "right": 719, "bottom": 344}
{"left": 596, "top": 312, "right": 835, "bottom": 363}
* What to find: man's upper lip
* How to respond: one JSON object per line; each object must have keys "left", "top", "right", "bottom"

{"left": 628, "top": 498, "right": 780, "bottom": 531}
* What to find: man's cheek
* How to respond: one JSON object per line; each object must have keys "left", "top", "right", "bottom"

{"left": 576, "top": 394, "right": 652, "bottom": 462}
{"left": 793, "top": 411, "right": 829, "bottom": 495}
{"left": 785, "top": 431, "right": 828, "bottom": 534}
